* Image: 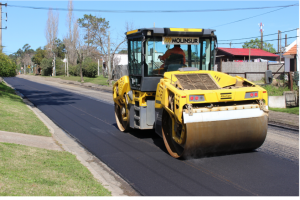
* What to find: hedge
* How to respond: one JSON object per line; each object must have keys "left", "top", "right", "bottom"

{"left": 0, "top": 53, "right": 16, "bottom": 77}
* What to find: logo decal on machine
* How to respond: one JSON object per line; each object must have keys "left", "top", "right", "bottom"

{"left": 221, "top": 93, "right": 232, "bottom": 99}
{"left": 162, "top": 37, "right": 199, "bottom": 45}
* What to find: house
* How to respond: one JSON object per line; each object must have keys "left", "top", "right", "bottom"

{"left": 283, "top": 40, "right": 297, "bottom": 72}
{"left": 113, "top": 54, "right": 128, "bottom": 66}
{"left": 216, "top": 48, "right": 279, "bottom": 62}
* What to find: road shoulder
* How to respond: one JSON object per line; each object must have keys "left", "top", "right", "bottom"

{"left": 3, "top": 78, "right": 139, "bottom": 196}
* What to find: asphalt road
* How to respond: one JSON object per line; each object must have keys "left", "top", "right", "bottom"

{"left": 4, "top": 77, "right": 299, "bottom": 196}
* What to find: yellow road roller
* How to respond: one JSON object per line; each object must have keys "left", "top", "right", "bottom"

{"left": 113, "top": 28, "right": 269, "bottom": 158}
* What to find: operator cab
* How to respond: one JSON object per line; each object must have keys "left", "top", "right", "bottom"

{"left": 126, "top": 28, "right": 217, "bottom": 91}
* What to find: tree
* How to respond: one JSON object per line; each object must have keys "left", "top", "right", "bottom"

{"left": 75, "top": 30, "right": 85, "bottom": 82}
{"left": 78, "top": 14, "right": 110, "bottom": 56}
{"left": 45, "top": 8, "right": 59, "bottom": 58}
{"left": 118, "top": 50, "right": 128, "bottom": 54}
{"left": 64, "top": 0, "right": 79, "bottom": 66}
{"left": 53, "top": 38, "right": 66, "bottom": 59}
{"left": 20, "top": 44, "right": 35, "bottom": 71}
{"left": 40, "top": 58, "right": 53, "bottom": 76}
{"left": 9, "top": 44, "right": 35, "bottom": 73}
{"left": 32, "top": 47, "right": 46, "bottom": 66}
{"left": 242, "top": 38, "right": 276, "bottom": 53}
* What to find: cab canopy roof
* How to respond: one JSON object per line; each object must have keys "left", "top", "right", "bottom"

{"left": 126, "top": 28, "right": 216, "bottom": 38}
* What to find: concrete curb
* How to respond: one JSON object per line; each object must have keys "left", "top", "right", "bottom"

{"left": 2, "top": 79, "right": 138, "bottom": 196}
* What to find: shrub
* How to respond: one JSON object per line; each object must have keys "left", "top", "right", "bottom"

{"left": 40, "top": 58, "right": 65, "bottom": 76}
{"left": 0, "top": 53, "right": 16, "bottom": 77}
{"left": 40, "top": 58, "right": 53, "bottom": 76}
{"left": 82, "top": 57, "right": 97, "bottom": 78}
{"left": 69, "top": 65, "right": 80, "bottom": 76}
{"left": 55, "top": 58, "right": 65, "bottom": 76}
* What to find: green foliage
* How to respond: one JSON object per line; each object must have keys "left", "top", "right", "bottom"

{"left": 53, "top": 38, "right": 66, "bottom": 59}
{"left": 0, "top": 53, "right": 16, "bottom": 77}
{"left": 22, "top": 44, "right": 34, "bottom": 53}
{"left": 242, "top": 38, "right": 276, "bottom": 53}
{"left": 83, "top": 57, "right": 98, "bottom": 78}
{"left": 9, "top": 44, "right": 35, "bottom": 71}
{"left": 262, "top": 84, "right": 291, "bottom": 96}
{"left": 32, "top": 47, "right": 46, "bottom": 66}
{"left": 118, "top": 50, "right": 128, "bottom": 54}
{"left": 55, "top": 58, "right": 65, "bottom": 76}
{"left": 78, "top": 14, "right": 110, "bottom": 47}
{"left": 40, "top": 58, "right": 66, "bottom": 76}
{"left": 269, "top": 107, "right": 299, "bottom": 115}
{"left": 68, "top": 57, "right": 98, "bottom": 78}
{"left": 69, "top": 65, "right": 80, "bottom": 76}
{"left": 40, "top": 58, "right": 53, "bottom": 76}
{"left": 8, "top": 54, "right": 18, "bottom": 66}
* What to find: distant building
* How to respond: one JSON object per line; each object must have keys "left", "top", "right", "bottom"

{"left": 216, "top": 48, "right": 279, "bottom": 62}
{"left": 113, "top": 54, "right": 128, "bottom": 66}
{"left": 283, "top": 40, "right": 297, "bottom": 72}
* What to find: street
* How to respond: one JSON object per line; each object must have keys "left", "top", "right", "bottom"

{"left": 4, "top": 76, "right": 299, "bottom": 196}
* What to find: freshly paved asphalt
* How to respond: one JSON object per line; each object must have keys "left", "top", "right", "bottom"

{"left": 4, "top": 77, "right": 299, "bottom": 196}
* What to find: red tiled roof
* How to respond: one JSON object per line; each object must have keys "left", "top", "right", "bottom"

{"left": 218, "top": 48, "right": 279, "bottom": 57}
{"left": 283, "top": 44, "right": 297, "bottom": 55}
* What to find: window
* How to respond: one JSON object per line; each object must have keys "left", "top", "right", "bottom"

{"left": 144, "top": 37, "right": 201, "bottom": 76}
{"left": 211, "top": 40, "right": 215, "bottom": 71}
{"left": 128, "top": 38, "right": 142, "bottom": 76}
{"left": 201, "top": 39, "right": 211, "bottom": 70}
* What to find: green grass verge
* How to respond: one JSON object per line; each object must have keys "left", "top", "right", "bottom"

{"left": 0, "top": 82, "right": 51, "bottom": 136}
{"left": 52, "top": 75, "right": 112, "bottom": 86}
{"left": 0, "top": 143, "right": 111, "bottom": 196}
{"left": 261, "top": 84, "right": 292, "bottom": 96}
{"left": 269, "top": 107, "right": 299, "bottom": 115}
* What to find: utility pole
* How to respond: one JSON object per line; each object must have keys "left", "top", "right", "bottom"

{"left": 0, "top": 2, "right": 2, "bottom": 52}
{"left": 259, "top": 23, "right": 264, "bottom": 50}
{"left": 98, "top": 58, "right": 100, "bottom": 76}
{"left": 101, "top": 58, "right": 104, "bottom": 77}
{"left": 64, "top": 55, "right": 66, "bottom": 77}
{"left": 249, "top": 48, "right": 251, "bottom": 61}
{"left": 0, "top": 2, "right": 7, "bottom": 53}
{"left": 285, "top": 34, "right": 287, "bottom": 47}
{"left": 230, "top": 42, "right": 231, "bottom": 48}
{"left": 67, "top": 55, "right": 69, "bottom": 77}
{"left": 54, "top": 52, "right": 56, "bottom": 76}
{"left": 279, "top": 30, "right": 282, "bottom": 63}
{"left": 278, "top": 30, "right": 280, "bottom": 53}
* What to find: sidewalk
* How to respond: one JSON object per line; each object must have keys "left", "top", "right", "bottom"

{"left": 0, "top": 130, "right": 62, "bottom": 151}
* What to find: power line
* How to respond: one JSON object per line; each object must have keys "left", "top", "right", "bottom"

{"left": 219, "top": 28, "right": 298, "bottom": 41}
{"left": 7, "top": 3, "right": 299, "bottom": 13}
{"left": 210, "top": 4, "right": 298, "bottom": 28}
{"left": 218, "top": 36, "right": 299, "bottom": 45}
